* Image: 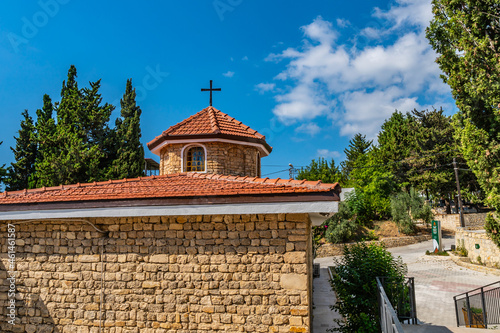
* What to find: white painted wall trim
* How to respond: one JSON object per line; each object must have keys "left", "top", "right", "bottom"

{"left": 0, "top": 201, "right": 338, "bottom": 222}
{"left": 151, "top": 138, "right": 270, "bottom": 157}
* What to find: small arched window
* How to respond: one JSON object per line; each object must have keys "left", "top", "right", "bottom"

{"left": 185, "top": 146, "right": 205, "bottom": 172}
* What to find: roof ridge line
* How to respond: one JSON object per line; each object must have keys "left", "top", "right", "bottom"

{"left": 160, "top": 108, "right": 208, "bottom": 137}
{"left": 208, "top": 107, "right": 221, "bottom": 134}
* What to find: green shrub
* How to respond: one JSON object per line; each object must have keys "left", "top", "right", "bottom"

{"left": 330, "top": 243, "right": 407, "bottom": 332}
{"left": 485, "top": 213, "right": 500, "bottom": 249}
{"left": 324, "top": 194, "right": 360, "bottom": 244}
{"left": 391, "top": 188, "right": 433, "bottom": 235}
{"left": 325, "top": 218, "right": 358, "bottom": 244}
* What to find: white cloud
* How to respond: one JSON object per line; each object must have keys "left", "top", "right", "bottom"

{"left": 317, "top": 149, "right": 341, "bottom": 159}
{"left": 295, "top": 123, "right": 321, "bottom": 136}
{"left": 374, "top": 0, "right": 433, "bottom": 30}
{"left": 223, "top": 71, "right": 234, "bottom": 78}
{"left": 265, "top": 1, "right": 452, "bottom": 139}
{"left": 255, "top": 82, "right": 276, "bottom": 94}
{"left": 336, "top": 18, "right": 350, "bottom": 28}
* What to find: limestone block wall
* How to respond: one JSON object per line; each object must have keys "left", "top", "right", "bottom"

{"left": 434, "top": 214, "right": 460, "bottom": 230}
{"left": 464, "top": 213, "right": 487, "bottom": 230}
{"left": 433, "top": 213, "right": 487, "bottom": 231}
{"left": 159, "top": 142, "right": 261, "bottom": 177}
{"left": 455, "top": 228, "right": 500, "bottom": 268}
{"left": 0, "top": 213, "right": 311, "bottom": 333}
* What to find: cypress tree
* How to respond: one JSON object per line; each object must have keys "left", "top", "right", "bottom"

{"left": 30, "top": 94, "right": 56, "bottom": 188}
{"left": 5, "top": 110, "right": 37, "bottom": 190}
{"left": 108, "top": 79, "right": 144, "bottom": 179}
{"left": 0, "top": 142, "right": 7, "bottom": 186}
{"left": 36, "top": 65, "right": 114, "bottom": 186}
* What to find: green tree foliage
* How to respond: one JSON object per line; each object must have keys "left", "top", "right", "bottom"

{"left": 342, "top": 133, "right": 373, "bottom": 183}
{"left": 377, "top": 111, "right": 416, "bottom": 188}
{"left": 350, "top": 148, "right": 397, "bottom": 219}
{"left": 0, "top": 142, "right": 8, "bottom": 185}
{"left": 3, "top": 65, "right": 146, "bottom": 189}
{"left": 485, "top": 213, "right": 500, "bottom": 248}
{"left": 331, "top": 243, "right": 407, "bottom": 332}
{"left": 30, "top": 94, "right": 56, "bottom": 188}
{"left": 391, "top": 188, "right": 433, "bottom": 234}
{"left": 36, "top": 66, "right": 115, "bottom": 186}
{"left": 108, "top": 79, "right": 144, "bottom": 179}
{"left": 406, "top": 109, "right": 457, "bottom": 196}
{"left": 405, "top": 109, "right": 482, "bottom": 210}
{"left": 297, "top": 157, "right": 342, "bottom": 184}
{"left": 376, "top": 108, "right": 482, "bottom": 213}
{"left": 427, "top": 1, "right": 500, "bottom": 218}
{"left": 4, "top": 110, "right": 37, "bottom": 191}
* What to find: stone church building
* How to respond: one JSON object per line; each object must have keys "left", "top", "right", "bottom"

{"left": 0, "top": 106, "right": 340, "bottom": 333}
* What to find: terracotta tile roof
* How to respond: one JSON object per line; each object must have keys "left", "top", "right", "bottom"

{"left": 147, "top": 106, "right": 271, "bottom": 152}
{"left": 0, "top": 173, "right": 340, "bottom": 206}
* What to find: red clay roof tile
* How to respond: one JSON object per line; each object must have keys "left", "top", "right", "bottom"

{"left": 147, "top": 106, "right": 271, "bottom": 152}
{"left": 0, "top": 173, "right": 340, "bottom": 206}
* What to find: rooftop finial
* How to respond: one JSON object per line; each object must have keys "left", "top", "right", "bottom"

{"left": 201, "top": 80, "right": 221, "bottom": 106}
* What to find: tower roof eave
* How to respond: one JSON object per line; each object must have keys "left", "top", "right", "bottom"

{"left": 147, "top": 106, "right": 272, "bottom": 155}
{"left": 149, "top": 134, "right": 272, "bottom": 157}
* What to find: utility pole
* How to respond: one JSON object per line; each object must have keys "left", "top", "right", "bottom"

{"left": 288, "top": 163, "right": 299, "bottom": 179}
{"left": 453, "top": 157, "right": 465, "bottom": 228}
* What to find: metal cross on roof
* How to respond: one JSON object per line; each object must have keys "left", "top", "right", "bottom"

{"left": 201, "top": 80, "right": 221, "bottom": 106}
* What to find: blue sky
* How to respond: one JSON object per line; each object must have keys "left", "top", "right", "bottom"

{"left": 0, "top": 0, "right": 456, "bottom": 179}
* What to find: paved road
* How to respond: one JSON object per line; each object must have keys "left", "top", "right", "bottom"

{"left": 389, "top": 237, "right": 500, "bottom": 328}
{"left": 314, "top": 236, "right": 500, "bottom": 331}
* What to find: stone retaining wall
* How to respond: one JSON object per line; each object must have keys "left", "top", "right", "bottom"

{"left": 455, "top": 228, "right": 500, "bottom": 268}
{"left": 315, "top": 235, "right": 431, "bottom": 258}
{"left": 0, "top": 213, "right": 312, "bottom": 333}
{"left": 433, "top": 213, "right": 487, "bottom": 231}
{"left": 434, "top": 214, "right": 460, "bottom": 230}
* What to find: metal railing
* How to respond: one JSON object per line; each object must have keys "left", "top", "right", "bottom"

{"left": 378, "top": 276, "right": 418, "bottom": 325}
{"left": 454, "top": 281, "right": 500, "bottom": 329}
{"left": 377, "top": 277, "right": 405, "bottom": 333}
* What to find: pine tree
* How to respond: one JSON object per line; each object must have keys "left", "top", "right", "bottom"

{"left": 342, "top": 133, "right": 373, "bottom": 181}
{"left": 5, "top": 110, "right": 37, "bottom": 190}
{"left": 297, "top": 158, "right": 342, "bottom": 184}
{"left": 108, "top": 79, "right": 144, "bottom": 179}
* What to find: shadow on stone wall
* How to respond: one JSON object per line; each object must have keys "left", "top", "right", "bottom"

{"left": 0, "top": 249, "right": 60, "bottom": 333}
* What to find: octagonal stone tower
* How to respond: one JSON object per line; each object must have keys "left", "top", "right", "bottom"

{"left": 147, "top": 106, "right": 272, "bottom": 177}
